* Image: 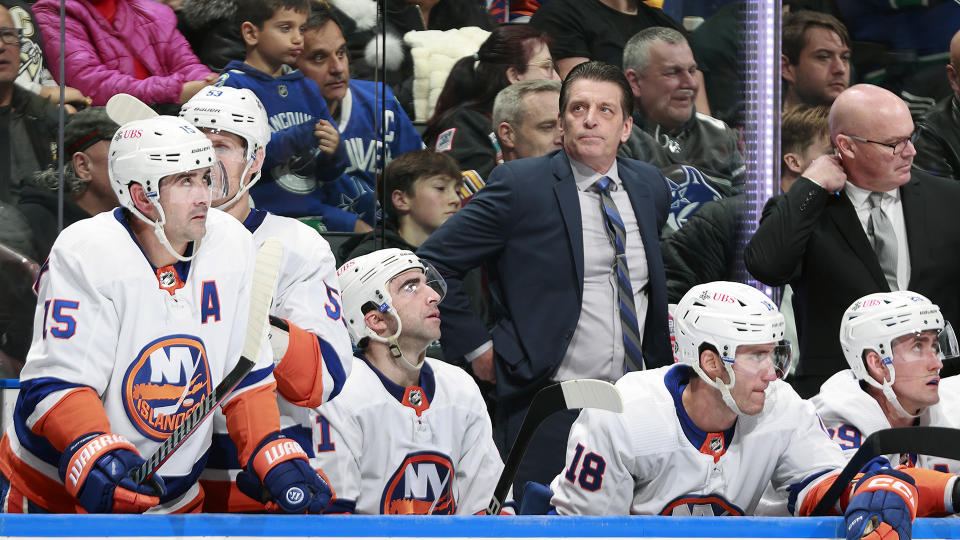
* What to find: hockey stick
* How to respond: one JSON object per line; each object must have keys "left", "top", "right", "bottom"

{"left": 131, "top": 238, "right": 283, "bottom": 486}
{"left": 105, "top": 93, "right": 158, "bottom": 124}
{"left": 811, "top": 426, "right": 960, "bottom": 516}
{"left": 485, "top": 379, "right": 624, "bottom": 515}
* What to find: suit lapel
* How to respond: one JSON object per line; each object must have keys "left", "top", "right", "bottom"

{"left": 553, "top": 152, "right": 584, "bottom": 300}
{"left": 900, "top": 178, "right": 926, "bottom": 289}
{"left": 619, "top": 161, "right": 660, "bottom": 273}
{"left": 826, "top": 192, "right": 888, "bottom": 290}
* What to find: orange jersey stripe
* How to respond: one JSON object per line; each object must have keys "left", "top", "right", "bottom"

{"left": 273, "top": 320, "right": 325, "bottom": 408}
{"left": 222, "top": 382, "right": 281, "bottom": 467}
{"left": 30, "top": 387, "right": 110, "bottom": 452}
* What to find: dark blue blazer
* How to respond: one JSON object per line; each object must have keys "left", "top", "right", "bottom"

{"left": 417, "top": 150, "right": 673, "bottom": 399}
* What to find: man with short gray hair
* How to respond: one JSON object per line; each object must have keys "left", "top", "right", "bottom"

{"left": 620, "top": 26, "right": 743, "bottom": 233}
{"left": 492, "top": 79, "right": 562, "bottom": 162}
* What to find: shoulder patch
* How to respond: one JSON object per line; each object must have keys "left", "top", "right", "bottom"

{"left": 435, "top": 128, "right": 456, "bottom": 153}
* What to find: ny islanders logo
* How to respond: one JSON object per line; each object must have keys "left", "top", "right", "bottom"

{"left": 660, "top": 493, "right": 744, "bottom": 517}
{"left": 123, "top": 335, "right": 212, "bottom": 441}
{"left": 380, "top": 452, "right": 456, "bottom": 515}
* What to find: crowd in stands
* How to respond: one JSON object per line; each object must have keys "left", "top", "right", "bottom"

{"left": 1, "top": 0, "right": 960, "bottom": 518}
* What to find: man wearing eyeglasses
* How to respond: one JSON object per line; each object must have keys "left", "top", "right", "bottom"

{"left": 746, "top": 83, "right": 960, "bottom": 399}
{"left": 0, "top": 5, "right": 58, "bottom": 206}
{"left": 912, "top": 29, "right": 960, "bottom": 181}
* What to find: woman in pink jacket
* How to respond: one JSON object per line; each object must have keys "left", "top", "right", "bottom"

{"left": 32, "top": 0, "right": 215, "bottom": 107}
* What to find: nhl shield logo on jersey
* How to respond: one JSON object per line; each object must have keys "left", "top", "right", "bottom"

{"left": 380, "top": 452, "right": 456, "bottom": 515}
{"left": 122, "top": 335, "right": 212, "bottom": 441}
{"left": 660, "top": 493, "right": 744, "bottom": 517}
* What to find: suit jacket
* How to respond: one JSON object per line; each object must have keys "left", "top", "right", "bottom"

{"left": 417, "top": 150, "right": 673, "bottom": 400}
{"left": 745, "top": 173, "right": 960, "bottom": 381}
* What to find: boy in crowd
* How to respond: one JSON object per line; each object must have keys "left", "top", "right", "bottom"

{"left": 339, "top": 150, "right": 461, "bottom": 262}
{"left": 217, "top": 0, "right": 371, "bottom": 233}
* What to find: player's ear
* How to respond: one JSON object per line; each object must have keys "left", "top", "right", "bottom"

{"left": 250, "top": 147, "right": 266, "bottom": 176}
{"left": 363, "top": 309, "right": 388, "bottom": 336}
{"left": 699, "top": 348, "right": 723, "bottom": 379}
{"left": 129, "top": 183, "right": 154, "bottom": 216}
{"left": 863, "top": 350, "right": 890, "bottom": 383}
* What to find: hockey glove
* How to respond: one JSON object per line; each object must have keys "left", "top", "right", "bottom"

{"left": 844, "top": 468, "right": 918, "bottom": 540}
{"left": 58, "top": 432, "right": 165, "bottom": 513}
{"left": 236, "top": 432, "right": 331, "bottom": 513}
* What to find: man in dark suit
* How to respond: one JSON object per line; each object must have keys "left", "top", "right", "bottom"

{"left": 418, "top": 61, "right": 672, "bottom": 497}
{"left": 747, "top": 84, "right": 960, "bottom": 399}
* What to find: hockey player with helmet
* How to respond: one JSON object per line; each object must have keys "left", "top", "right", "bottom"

{"left": 179, "top": 86, "right": 353, "bottom": 512}
{"left": 0, "top": 116, "right": 330, "bottom": 514}
{"left": 818, "top": 291, "right": 960, "bottom": 471}
{"left": 549, "top": 281, "right": 960, "bottom": 539}
{"left": 312, "top": 249, "right": 513, "bottom": 514}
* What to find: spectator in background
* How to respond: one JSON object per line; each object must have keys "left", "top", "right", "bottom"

{"left": 912, "top": 29, "right": 960, "bottom": 182}
{"left": 18, "top": 107, "right": 119, "bottom": 260}
{"left": 217, "top": 0, "right": 364, "bottom": 233}
{"left": 340, "top": 150, "right": 461, "bottom": 263}
{"left": 620, "top": 27, "right": 743, "bottom": 234}
{"left": 780, "top": 103, "right": 832, "bottom": 194}
{"left": 298, "top": 3, "right": 423, "bottom": 192}
{"left": 687, "top": 0, "right": 740, "bottom": 129}
{"left": 492, "top": 79, "right": 561, "bottom": 163}
{"left": 0, "top": 6, "right": 58, "bottom": 206}
{"left": 423, "top": 24, "right": 559, "bottom": 181}
{"left": 781, "top": 10, "right": 850, "bottom": 110}
{"left": 746, "top": 84, "right": 960, "bottom": 399}
{"left": 2, "top": 0, "right": 90, "bottom": 110}
{"left": 31, "top": 0, "right": 216, "bottom": 108}
{"left": 530, "top": 0, "right": 680, "bottom": 80}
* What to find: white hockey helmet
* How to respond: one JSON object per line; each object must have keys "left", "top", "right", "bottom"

{"left": 179, "top": 86, "right": 270, "bottom": 210}
{"left": 839, "top": 291, "right": 957, "bottom": 417}
{"left": 674, "top": 281, "right": 791, "bottom": 415}
{"left": 109, "top": 116, "right": 225, "bottom": 261}
{"left": 337, "top": 249, "right": 446, "bottom": 351}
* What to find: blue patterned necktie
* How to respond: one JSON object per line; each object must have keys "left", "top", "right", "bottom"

{"left": 594, "top": 176, "right": 645, "bottom": 371}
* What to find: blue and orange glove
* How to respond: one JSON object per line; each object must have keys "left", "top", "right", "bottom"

{"left": 844, "top": 468, "right": 918, "bottom": 540}
{"left": 58, "top": 432, "right": 166, "bottom": 513}
{"left": 236, "top": 432, "right": 331, "bottom": 513}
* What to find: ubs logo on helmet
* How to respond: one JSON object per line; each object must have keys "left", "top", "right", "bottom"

{"left": 660, "top": 493, "right": 744, "bottom": 516}
{"left": 380, "top": 452, "right": 456, "bottom": 515}
{"left": 122, "top": 335, "right": 212, "bottom": 441}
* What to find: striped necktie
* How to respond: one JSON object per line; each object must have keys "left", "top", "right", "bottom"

{"left": 594, "top": 176, "right": 645, "bottom": 371}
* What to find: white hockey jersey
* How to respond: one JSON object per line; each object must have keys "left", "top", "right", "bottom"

{"left": 313, "top": 356, "right": 508, "bottom": 515}
{"left": 201, "top": 209, "right": 354, "bottom": 511}
{"left": 550, "top": 365, "right": 846, "bottom": 516}
{"left": 0, "top": 208, "right": 275, "bottom": 512}
{"left": 812, "top": 370, "right": 960, "bottom": 473}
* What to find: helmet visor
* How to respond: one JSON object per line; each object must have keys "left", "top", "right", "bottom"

{"left": 734, "top": 340, "right": 793, "bottom": 380}
{"left": 159, "top": 162, "right": 226, "bottom": 205}
{"left": 891, "top": 323, "right": 959, "bottom": 364}
{"left": 423, "top": 262, "right": 447, "bottom": 303}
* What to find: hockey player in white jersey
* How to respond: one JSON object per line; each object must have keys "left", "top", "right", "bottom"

{"left": 313, "top": 249, "right": 512, "bottom": 514}
{"left": 178, "top": 86, "right": 353, "bottom": 512}
{"left": 0, "top": 116, "right": 331, "bottom": 514}
{"left": 549, "top": 281, "right": 960, "bottom": 539}
{"left": 817, "top": 291, "right": 960, "bottom": 471}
